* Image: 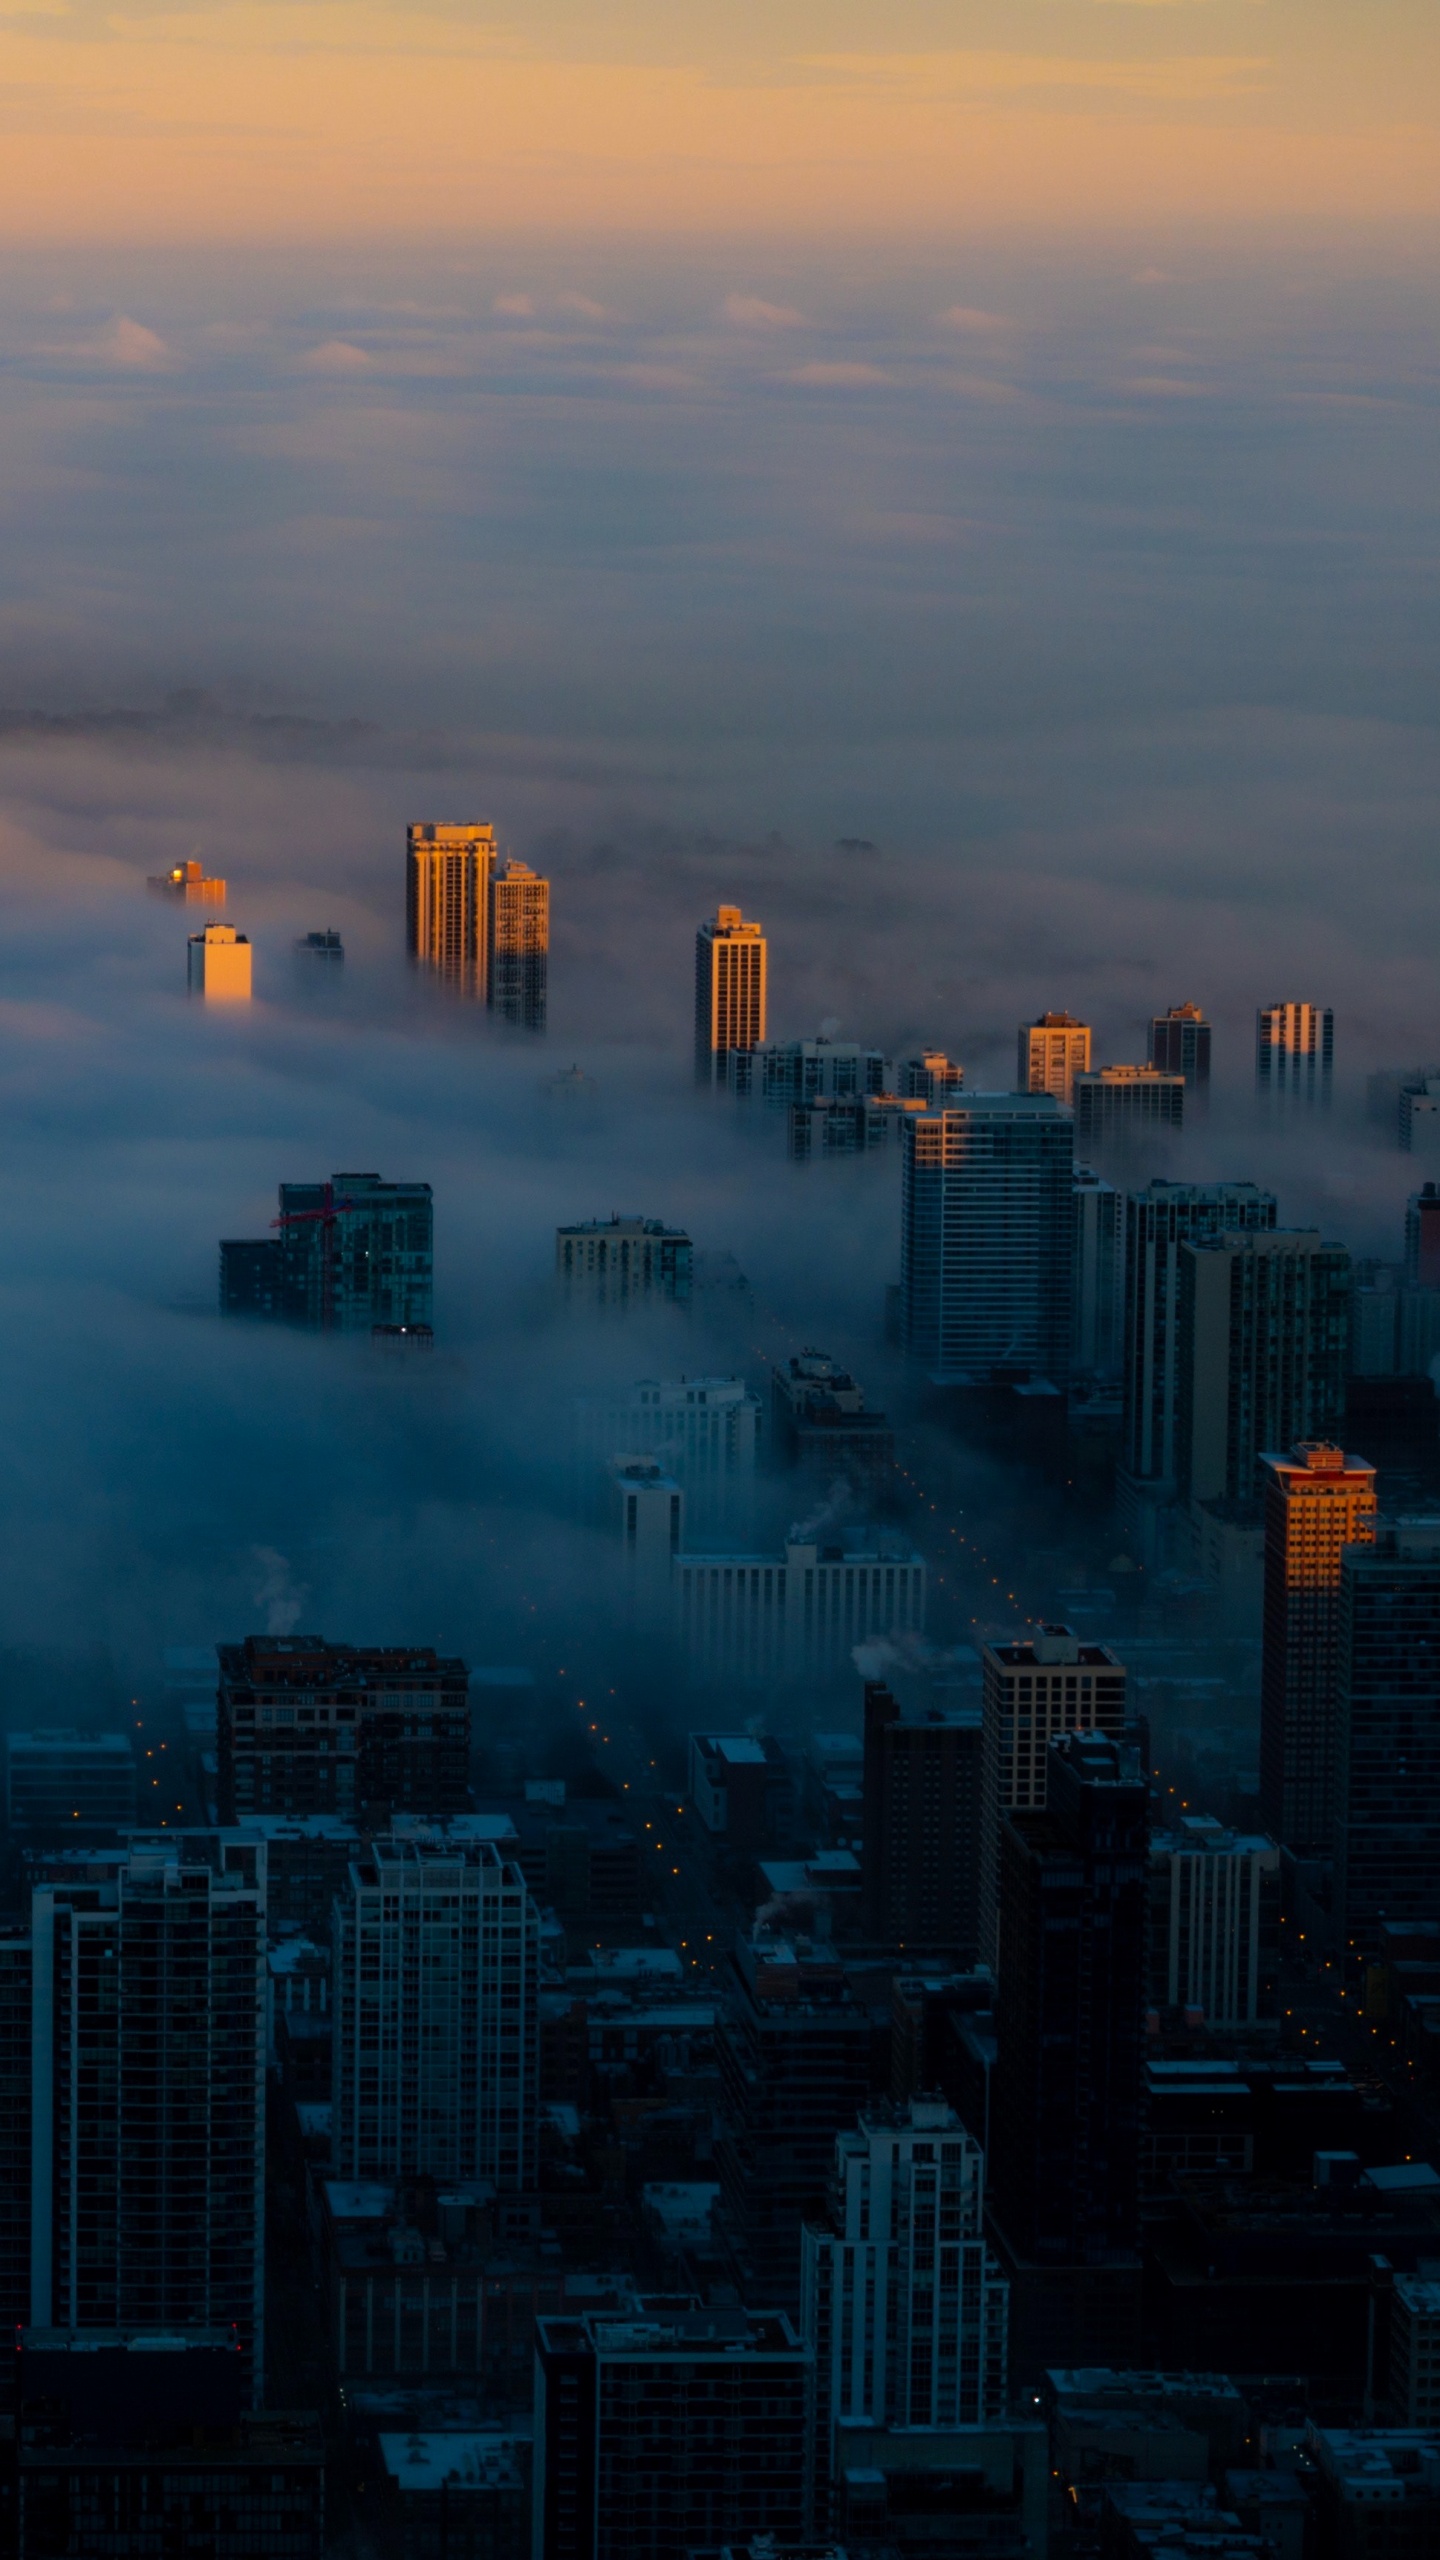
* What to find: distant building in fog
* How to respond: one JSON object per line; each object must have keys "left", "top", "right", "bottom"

{"left": 900, "top": 1096, "right": 1074, "bottom": 1387}
{"left": 1256, "top": 1000, "right": 1333, "bottom": 1109}
{"left": 406, "top": 821, "right": 495, "bottom": 995}
{"left": 187, "top": 922, "right": 251, "bottom": 1001}
{"left": 675, "top": 1533, "right": 925, "bottom": 1691}
{"left": 726, "top": 1037, "right": 887, "bottom": 1103}
{"left": 611, "top": 1457, "right": 685, "bottom": 1619}
{"left": 149, "top": 857, "right": 226, "bottom": 906}
{"left": 1019, "top": 1011, "right": 1090, "bottom": 1106}
{"left": 487, "top": 859, "right": 548, "bottom": 1030}
{"left": 1073, "top": 1065, "right": 1184, "bottom": 1161}
{"left": 1072, "top": 1167, "right": 1124, "bottom": 1377}
{"left": 220, "top": 1173, "right": 432, "bottom": 1334}
{"left": 695, "top": 905, "right": 767, "bottom": 1085}
{"left": 577, "top": 1375, "right": 758, "bottom": 1536}
{"left": 6, "top": 1731, "right": 137, "bottom": 1835}
{"left": 901, "top": 1050, "right": 966, "bottom": 1106}
{"left": 294, "top": 929, "right": 343, "bottom": 966}
{"left": 1149, "top": 1003, "right": 1211, "bottom": 1100}
{"left": 556, "top": 1214, "right": 693, "bottom": 1308}
{"left": 771, "top": 1350, "right": 895, "bottom": 1496}
{"left": 1408, "top": 1184, "right": 1440, "bottom": 1286}
{"left": 217, "top": 1635, "right": 470, "bottom": 1824}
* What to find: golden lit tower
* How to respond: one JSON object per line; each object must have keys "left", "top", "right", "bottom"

{"left": 1019, "top": 1011, "right": 1091, "bottom": 1105}
{"left": 695, "top": 904, "right": 767, "bottom": 1085}
{"left": 1256, "top": 1001, "right": 1333, "bottom": 1109}
{"left": 406, "top": 822, "right": 496, "bottom": 994}
{"left": 1259, "top": 1440, "right": 1376, "bottom": 1858}
{"left": 487, "top": 859, "right": 549, "bottom": 1031}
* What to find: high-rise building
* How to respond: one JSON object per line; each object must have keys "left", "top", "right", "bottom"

{"left": 5, "top": 1730, "right": 137, "bottom": 1834}
{"left": 0, "top": 1924, "right": 30, "bottom": 2331}
{"left": 1072, "top": 1067, "right": 1185, "bottom": 1159}
{"left": 770, "top": 1350, "right": 895, "bottom": 1497}
{"left": 331, "top": 1834, "right": 539, "bottom": 2191}
{"left": 726, "top": 1036, "right": 886, "bottom": 1103}
{"left": 29, "top": 1835, "right": 267, "bottom": 2390}
{"left": 220, "top": 1173, "right": 433, "bottom": 1334}
{"left": 1177, "top": 1233, "right": 1352, "bottom": 1512}
{"left": 1259, "top": 1443, "right": 1377, "bottom": 1858}
{"left": 1148, "top": 1004, "right": 1212, "bottom": 1100}
{"left": 861, "top": 1680, "right": 983, "bottom": 1959}
{"left": 1147, "top": 1817, "right": 1281, "bottom": 2028}
{"left": 149, "top": 857, "right": 226, "bottom": 905}
{"left": 901, "top": 1049, "right": 966, "bottom": 1105}
{"left": 978, "top": 1627, "right": 1128, "bottom": 1964}
{"left": 715, "top": 1930, "right": 875, "bottom": 2306}
{"left": 575, "top": 1374, "right": 759, "bottom": 1537}
{"left": 187, "top": 921, "right": 252, "bottom": 1000}
{"left": 294, "top": 928, "right": 343, "bottom": 967}
{"left": 1019, "top": 1012, "right": 1090, "bottom": 1106}
{"left": 1256, "top": 1001, "right": 1333, "bottom": 1108}
{"left": 900, "top": 1096, "right": 1074, "bottom": 1387}
{"left": 611, "top": 1458, "right": 685, "bottom": 1621}
{"left": 217, "top": 1636, "right": 471, "bottom": 1822}
{"left": 990, "top": 1734, "right": 1149, "bottom": 2272}
{"left": 406, "top": 821, "right": 496, "bottom": 994}
{"left": 556, "top": 1215, "right": 693, "bottom": 1309}
{"left": 1334, "top": 1518, "right": 1440, "bottom": 1950}
{"left": 487, "top": 858, "right": 549, "bottom": 1030}
{"left": 674, "top": 1534, "right": 925, "bottom": 1693}
{"left": 1405, "top": 1183, "right": 1440, "bottom": 1287}
{"left": 695, "top": 905, "right": 767, "bottom": 1085}
{"left": 802, "top": 2099, "right": 1009, "bottom": 2508}
{"left": 533, "top": 2302, "right": 810, "bottom": 2560}
{"left": 1399, "top": 1076, "right": 1440, "bottom": 1156}
{"left": 1121, "top": 1182, "right": 1278, "bottom": 1493}
{"left": 1073, "top": 1168, "right": 1124, "bottom": 1377}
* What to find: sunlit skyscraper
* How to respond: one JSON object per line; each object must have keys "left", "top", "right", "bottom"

{"left": 406, "top": 821, "right": 496, "bottom": 994}
{"left": 1260, "top": 1440, "right": 1376, "bottom": 1858}
{"left": 187, "top": 921, "right": 252, "bottom": 1001}
{"left": 695, "top": 904, "right": 767, "bottom": 1084}
{"left": 1256, "top": 1000, "right": 1333, "bottom": 1109}
{"left": 1018, "top": 1010, "right": 1090, "bottom": 1105}
{"left": 487, "top": 858, "right": 549, "bottom": 1030}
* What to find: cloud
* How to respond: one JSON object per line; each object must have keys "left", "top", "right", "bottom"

{"left": 783, "top": 361, "right": 891, "bottom": 388}
{"left": 552, "top": 292, "right": 608, "bottom": 321}
{"left": 722, "top": 293, "right": 805, "bottom": 330}
{"left": 96, "top": 317, "right": 174, "bottom": 371}
{"left": 937, "top": 304, "right": 1015, "bottom": 333}
{"left": 492, "top": 293, "right": 535, "bottom": 318}
{"left": 301, "top": 337, "right": 375, "bottom": 371}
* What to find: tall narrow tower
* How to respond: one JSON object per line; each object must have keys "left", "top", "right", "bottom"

{"left": 406, "top": 822, "right": 496, "bottom": 994}
{"left": 1019, "top": 1011, "right": 1091, "bottom": 1106}
{"left": 487, "top": 858, "right": 549, "bottom": 1030}
{"left": 1148, "top": 1003, "right": 1212, "bottom": 1101}
{"left": 1260, "top": 1441, "right": 1376, "bottom": 1857}
{"left": 695, "top": 905, "right": 767, "bottom": 1085}
{"left": 1256, "top": 1001, "right": 1333, "bottom": 1109}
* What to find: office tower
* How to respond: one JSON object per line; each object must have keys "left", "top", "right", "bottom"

{"left": 715, "top": 1930, "right": 875, "bottom": 2305}
{"left": 978, "top": 1627, "right": 1128, "bottom": 1963}
{"left": 1406, "top": 1183, "right": 1440, "bottom": 1286}
{"left": 217, "top": 1636, "right": 470, "bottom": 1822}
{"left": 611, "top": 1458, "right": 685, "bottom": 1621}
{"left": 788, "top": 1094, "right": 925, "bottom": 1159}
{"left": 1348, "top": 1267, "right": 1440, "bottom": 1380}
{"left": 1259, "top": 1443, "right": 1377, "bottom": 1858}
{"left": 1118, "top": 1181, "right": 1278, "bottom": 1558}
{"left": 1073, "top": 1168, "right": 1124, "bottom": 1377}
{"left": 802, "top": 2100, "right": 1009, "bottom": 2509}
{"left": 533, "top": 2303, "right": 810, "bottom": 2560}
{"left": 900, "top": 1096, "right": 1074, "bottom": 1386}
{"left": 575, "top": 1374, "right": 759, "bottom": 1537}
{"left": 294, "top": 928, "right": 343, "bottom": 966}
{"left": 861, "top": 1680, "right": 983, "bottom": 1959}
{"left": 1399, "top": 1076, "right": 1440, "bottom": 1156}
{"left": 726, "top": 1035, "right": 888, "bottom": 1103}
{"left": 30, "top": 1835, "right": 266, "bottom": 2387}
{"left": 674, "top": 1533, "right": 925, "bottom": 1692}
{"left": 1334, "top": 1519, "right": 1440, "bottom": 1950}
{"left": 487, "top": 857, "right": 549, "bottom": 1030}
{"left": 1148, "top": 1003, "right": 1212, "bottom": 1099}
{"left": 695, "top": 904, "right": 767, "bottom": 1085}
{"left": 1072, "top": 1066, "right": 1184, "bottom": 1159}
{"left": 771, "top": 1350, "right": 895, "bottom": 1496}
{"left": 902, "top": 1049, "right": 966, "bottom": 1105}
{"left": 990, "top": 1734, "right": 1149, "bottom": 2270}
{"left": 1147, "top": 1817, "right": 1281, "bottom": 2028}
{"left": 220, "top": 1172, "right": 433, "bottom": 1334}
{"left": 332, "top": 1834, "right": 539, "bottom": 2190}
{"left": 1019, "top": 1011, "right": 1090, "bottom": 1105}
{"left": 1178, "top": 1234, "right": 1351, "bottom": 1507}
{"left": 148, "top": 856, "right": 226, "bottom": 905}
{"left": 5, "top": 1730, "right": 137, "bottom": 1833}
{"left": 187, "top": 921, "right": 252, "bottom": 1000}
{"left": 406, "top": 821, "right": 496, "bottom": 993}
{"left": 556, "top": 1214, "right": 693, "bottom": 1309}
{"left": 1256, "top": 1000, "right": 1333, "bottom": 1108}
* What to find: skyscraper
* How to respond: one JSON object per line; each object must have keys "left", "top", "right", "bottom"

{"left": 1149, "top": 1003, "right": 1212, "bottom": 1099}
{"left": 576, "top": 1373, "right": 759, "bottom": 1538}
{"left": 1072, "top": 1168, "right": 1124, "bottom": 1377}
{"left": 1259, "top": 1442, "right": 1377, "bottom": 1858}
{"left": 331, "top": 1834, "right": 539, "bottom": 2190}
{"left": 726, "top": 1035, "right": 887, "bottom": 1102}
{"left": 1334, "top": 1518, "right": 1440, "bottom": 1948}
{"left": 1121, "top": 1182, "right": 1278, "bottom": 1494}
{"left": 555, "top": 1214, "right": 693, "bottom": 1308}
{"left": 487, "top": 857, "right": 549, "bottom": 1030}
{"left": 901, "top": 1048, "right": 966, "bottom": 1105}
{"left": 406, "top": 821, "right": 496, "bottom": 994}
{"left": 217, "top": 1635, "right": 471, "bottom": 1822}
{"left": 221, "top": 1173, "right": 433, "bottom": 1333}
{"left": 990, "top": 1733, "right": 1148, "bottom": 2278}
{"left": 187, "top": 921, "right": 252, "bottom": 1000}
{"left": 861, "top": 1679, "right": 984, "bottom": 1958}
{"left": 30, "top": 1835, "right": 267, "bottom": 2392}
{"left": 1178, "top": 1233, "right": 1351, "bottom": 1507}
{"left": 1018, "top": 1011, "right": 1090, "bottom": 1106}
{"left": 1256, "top": 1001, "right": 1333, "bottom": 1108}
{"left": 900, "top": 1096, "right": 1075, "bottom": 1386}
{"left": 1072, "top": 1066, "right": 1185, "bottom": 1160}
{"left": 695, "top": 904, "right": 767, "bottom": 1085}
{"left": 802, "top": 2099, "right": 1009, "bottom": 2509}
{"left": 978, "top": 1626, "right": 1128, "bottom": 1963}
{"left": 1147, "top": 1817, "right": 1281, "bottom": 2028}
{"left": 1405, "top": 1183, "right": 1440, "bottom": 1286}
